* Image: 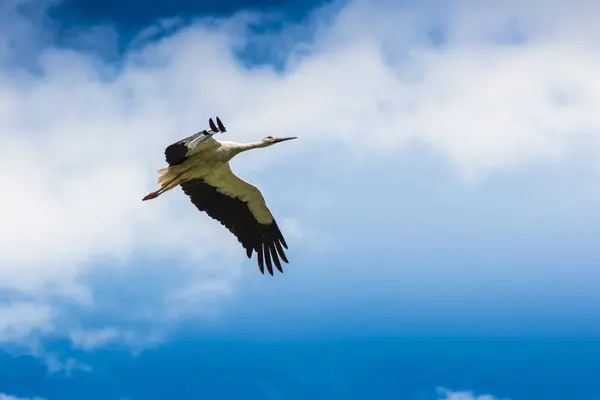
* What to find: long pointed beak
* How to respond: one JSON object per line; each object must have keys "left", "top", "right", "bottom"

{"left": 274, "top": 136, "right": 297, "bottom": 143}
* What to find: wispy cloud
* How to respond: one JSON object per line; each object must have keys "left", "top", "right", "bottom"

{"left": 437, "top": 387, "right": 506, "bottom": 400}
{"left": 0, "top": 393, "right": 46, "bottom": 400}
{"left": 0, "top": 302, "right": 53, "bottom": 343}
{"left": 0, "top": 0, "right": 599, "bottom": 354}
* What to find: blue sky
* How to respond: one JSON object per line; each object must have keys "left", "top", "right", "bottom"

{"left": 0, "top": 0, "right": 599, "bottom": 399}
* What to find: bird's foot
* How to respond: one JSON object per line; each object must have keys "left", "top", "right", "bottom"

{"left": 142, "top": 191, "right": 159, "bottom": 201}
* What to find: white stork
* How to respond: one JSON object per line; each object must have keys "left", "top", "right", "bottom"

{"left": 142, "top": 117, "right": 297, "bottom": 275}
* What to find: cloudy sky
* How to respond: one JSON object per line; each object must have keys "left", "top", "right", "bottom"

{"left": 0, "top": 0, "right": 599, "bottom": 398}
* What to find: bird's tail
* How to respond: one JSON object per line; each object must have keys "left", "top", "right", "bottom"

{"left": 157, "top": 167, "right": 171, "bottom": 187}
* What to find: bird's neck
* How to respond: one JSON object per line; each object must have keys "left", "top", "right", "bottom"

{"left": 219, "top": 141, "right": 269, "bottom": 162}
{"left": 234, "top": 141, "right": 268, "bottom": 153}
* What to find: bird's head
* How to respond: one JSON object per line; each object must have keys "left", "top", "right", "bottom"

{"left": 261, "top": 135, "right": 298, "bottom": 146}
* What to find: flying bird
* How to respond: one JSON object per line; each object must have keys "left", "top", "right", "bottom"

{"left": 142, "top": 117, "right": 297, "bottom": 275}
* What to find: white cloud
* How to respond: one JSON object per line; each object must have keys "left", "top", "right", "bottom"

{"left": 437, "top": 387, "right": 505, "bottom": 400}
{"left": 45, "top": 355, "right": 92, "bottom": 375}
{"left": 0, "top": 302, "right": 54, "bottom": 343}
{"left": 0, "top": 0, "right": 599, "bottom": 351}
{"left": 68, "top": 327, "right": 121, "bottom": 350}
{"left": 0, "top": 394, "right": 45, "bottom": 400}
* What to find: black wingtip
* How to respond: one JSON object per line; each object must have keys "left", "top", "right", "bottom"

{"left": 280, "top": 237, "right": 288, "bottom": 250}
{"left": 274, "top": 241, "right": 288, "bottom": 264}
{"left": 216, "top": 116, "right": 226, "bottom": 133}
{"left": 209, "top": 118, "right": 218, "bottom": 132}
{"left": 274, "top": 222, "right": 288, "bottom": 249}
{"left": 264, "top": 244, "right": 274, "bottom": 275}
{"left": 269, "top": 243, "right": 283, "bottom": 273}
{"left": 257, "top": 247, "right": 265, "bottom": 274}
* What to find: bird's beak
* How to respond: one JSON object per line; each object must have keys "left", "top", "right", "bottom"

{"left": 274, "top": 136, "right": 297, "bottom": 143}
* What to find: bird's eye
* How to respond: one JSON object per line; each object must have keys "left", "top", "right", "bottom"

{"left": 266, "top": 136, "right": 274, "bottom": 140}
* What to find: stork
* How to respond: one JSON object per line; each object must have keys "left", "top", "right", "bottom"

{"left": 142, "top": 117, "right": 297, "bottom": 275}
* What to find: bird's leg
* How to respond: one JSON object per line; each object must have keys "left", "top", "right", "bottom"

{"left": 142, "top": 168, "right": 192, "bottom": 201}
{"left": 142, "top": 191, "right": 160, "bottom": 201}
{"left": 142, "top": 182, "right": 173, "bottom": 201}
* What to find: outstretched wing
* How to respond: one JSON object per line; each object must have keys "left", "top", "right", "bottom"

{"left": 179, "top": 164, "right": 289, "bottom": 275}
{"left": 165, "top": 117, "right": 227, "bottom": 166}
{"left": 164, "top": 130, "right": 217, "bottom": 166}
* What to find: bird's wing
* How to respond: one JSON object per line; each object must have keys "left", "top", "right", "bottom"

{"left": 164, "top": 130, "right": 217, "bottom": 166}
{"left": 179, "top": 163, "right": 289, "bottom": 275}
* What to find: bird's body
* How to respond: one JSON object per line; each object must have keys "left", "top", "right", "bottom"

{"left": 143, "top": 117, "right": 297, "bottom": 275}
{"left": 155, "top": 139, "right": 239, "bottom": 194}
